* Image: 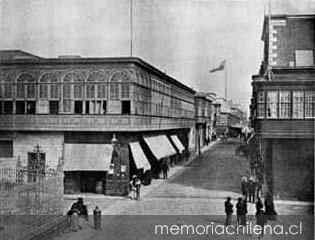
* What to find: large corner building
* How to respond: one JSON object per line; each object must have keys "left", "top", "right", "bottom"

{"left": 250, "top": 14, "right": 314, "bottom": 201}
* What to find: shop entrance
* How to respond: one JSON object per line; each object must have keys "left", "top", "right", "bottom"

{"left": 64, "top": 171, "right": 107, "bottom": 194}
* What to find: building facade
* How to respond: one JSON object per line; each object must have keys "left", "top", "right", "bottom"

{"left": 0, "top": 50, "right": 196, "bottom": 195}
{"left": 250, "top": 15, "right": 314, "bottom": 201}
{"left": 194, "top": 92, "right": 216, "bottom": 153}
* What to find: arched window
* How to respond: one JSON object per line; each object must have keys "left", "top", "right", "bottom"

{"left": 86, "top": 71, "right": 107, "bottom": 99}
{"left": 110, "top": 71, "right": 130, "bottom": 100}
{"left": 62, "top": 72, "right": 83, "bottom": 113}
{"left": 39, "top": 73, "right": 49, "bottom": 99}
{"left": 16, "top": 73, "right": 35, "bottom": 99}
{"left": 86, "top": 71, "right": 107, "bottom": 114}
{"left": 16, "top": 73, "right": 36, "bottom": 114}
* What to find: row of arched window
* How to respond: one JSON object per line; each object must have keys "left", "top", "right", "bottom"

{"left": 0, "top": 71, "right": 132, "bottom": 101}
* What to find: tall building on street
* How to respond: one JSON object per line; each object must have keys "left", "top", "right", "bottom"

{"left": 250, "top": 14, "right": 314, "bottom": 201}
{"left": 0, "top": 50, "right": 196, "bottom": 196}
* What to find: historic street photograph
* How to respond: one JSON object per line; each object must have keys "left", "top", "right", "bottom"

{"left": 0, "top": 0, "right": 314, "bottom": 239}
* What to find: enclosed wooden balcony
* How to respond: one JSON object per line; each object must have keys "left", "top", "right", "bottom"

{"left": 0, "top": 114, "right": 194, "bottom": 132}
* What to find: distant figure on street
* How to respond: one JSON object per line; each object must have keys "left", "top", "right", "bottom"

{"left": 134, "top": 175, "right": 142, "bottom": 200}
{"left": 256, "top": 197, "right": 263, "bottom": 214}
{"left": 130, "top": 175, "right": 138, "bottom": 200}
{"left": 224, "top": 197, "right": 233, "bottom": 226}
{"left": 241, "top": 176, "right": 248, "bottom": 201}
{"left": 162, "top": 162, "right": 169, "bottom": 180}
{"left": 256, "top": 181, "right": 263, "bottom": 199}
{"left": 248, "top": 177, "right": 256, "bottom": 203}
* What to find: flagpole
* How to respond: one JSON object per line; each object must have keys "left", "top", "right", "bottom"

{"left": 130, "top": 0, "right": 133, "bottom": 57}
{"left": 224, "top": 60, "right": 227, "bottom": 100}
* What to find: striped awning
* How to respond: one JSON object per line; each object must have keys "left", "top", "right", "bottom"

{"left": 64, "top": 144, "right": 113, "bottom": 171}
{"left": 143, "top": 135, "right": 177, "bottom": 160}
{"left": 129, "top": 142, "right": 151, "bottom": 171}
{"left": 170, "top": 135, "right": 185, "bottom": 153}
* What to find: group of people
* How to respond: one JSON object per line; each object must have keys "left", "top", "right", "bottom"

{"left": 241, "top": 176, "right": 262, "bottom": 203}
{"left": 224, "top": 193, "right": 277, "bottom": 238}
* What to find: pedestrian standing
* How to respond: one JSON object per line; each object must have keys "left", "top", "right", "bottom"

{"left": 162, "top": 162, "right": 169, "bottom": 180}
{"left": 241, "top": 197, "right": 248, "bottom": 226}
{"left": 256, "top": 197, "right": 263, "bottom": 213}
{"left": 135, "top": 175, "right": 142, "bottom": 200}
{"left": 264, "top": 192, "right": 277, "bottom": 221}
{"left": 241, "top": 176, "right": 248, "bottom": 201}
{"left": 256, "top": 208, "right": 267, "bottom": 239}
{"left": 248, "top": 177, "right": 256, "bottom": 203}
{"left": 256, "top": 181, "right": 263, "bottom": 199}
{"left": 93, "top": 206, "right": 101, "bottom": 230}
{"left": 129, "top": 175, "right": 137, "bottom": 200}
{"left": 236, "top": 197, "right": 245, "bottom": 226}
{"left": 224, "top": 197, "right": 233, "bottom": 226}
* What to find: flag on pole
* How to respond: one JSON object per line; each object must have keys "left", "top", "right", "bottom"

{"left": 209, "top": 60, "right": 226, "bottom": 73}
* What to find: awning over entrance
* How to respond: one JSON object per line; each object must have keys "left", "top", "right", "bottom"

{"left": 129, "top": 142, "right": 151, "bottom": 171}
{"left": 170, "top": 135, "right": 185, "bottom": 153}
{"left": 143, "top": 135, "right": 177, "bottom": 160}
{"left": 64, "top": 144, "right": 113, "bottom": 171}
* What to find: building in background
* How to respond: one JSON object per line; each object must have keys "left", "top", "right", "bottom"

{"left": 250, "top": 14, "right": 314, "bottom": 201}
{"left": 215, "top": 97, "right": 246, "bottom": 136}
{"left": 194, "top": 92, "right": 216, "bottom": 154}
{"left": 0, "top": 50, "right": 196, "bottom": 196}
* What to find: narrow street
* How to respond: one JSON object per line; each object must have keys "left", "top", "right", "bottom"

{"left": 57, "top": 138, "right": 313, "bottom": 240}
{"left": 121, "top": 138, "right": 249, "bottom": 215}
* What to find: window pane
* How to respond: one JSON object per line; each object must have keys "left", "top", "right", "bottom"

{"left": 97, "top": 84, "right": 107, "bottom": 98}
{"left": 17, "top": 85, "right": 25, "bottom": 98}
{"left": 0, "top": 141, "right": 13, "bottom": 158}
{"left": 293, "top": 91, "right": 304, "bottom": 118}
{"left": 258, "top": 91, "right": 265, "bottom": 103}
{"left": 4, "top": 85, "right": 13, "bottom": 98}
{"left": 50, "top": 85, "right": 59, "bottom": 99}
{"left": 63, "top": 99, "right": 72, "bottom": 112}
{"left": 279, "top": 91, "right": 290, "bottom": 118}
{"left": 257, "top": 103, "right": 265, "bottom": 118}
{"left": 110, "top": 83, "right": 119, "bottom": 100}
{"left": 86, "top": 84, "right": 95, "bottom": 99}
{"left": 267, "top": 91, "right": 278, "bottom": 118}
{"left": 27, "top": 85, "right": 36, "bottom": 98}
{"left": 63, "top": 84, "right": 71, "bottom": 98}
{"left": 121, "top": 83, "right": 130, "bottom": 99}
{"left": 305, "top": 91, "right": 315, "bottom": 118}
{"left": 74, "top": 84, "right": 82, "bottom": 98}
{"left": 40, "top": 85, "right": 48, "bottom": 99}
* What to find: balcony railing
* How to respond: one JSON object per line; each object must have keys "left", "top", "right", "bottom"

{"left": 0, "top": 114, "right": 195, "bottom": 131}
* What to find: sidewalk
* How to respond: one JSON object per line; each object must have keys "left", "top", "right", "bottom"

{"left": 63, "top": 140, "right": 219, "bottom": 215}
{"left": 55, "top": 141, "right": 219, "bottom": 240}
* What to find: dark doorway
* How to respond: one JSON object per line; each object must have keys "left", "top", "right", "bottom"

{"left": 121, "top": 100, "right": 130, "bottom": 115}
{"left": 74, "top": 101, "right": 83, "bottom": 114}
{"left": 26, "top": 101, "right": 36, "bottom": 114}
{"left": 64, "top": 171, "right": 107, "bottom": 194}
{"left": 49, "top": 101, "right": 59, "bottom": 114}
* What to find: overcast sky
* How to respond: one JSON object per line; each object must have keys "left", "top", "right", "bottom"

{"left": 1, "top": 0, "right": 314, "bottom": 110}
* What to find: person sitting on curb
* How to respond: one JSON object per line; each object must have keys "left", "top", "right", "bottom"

{"left": 67, "top": 197, "right": 88, "bottom": 231}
